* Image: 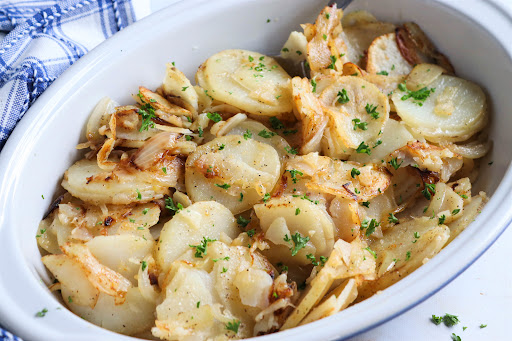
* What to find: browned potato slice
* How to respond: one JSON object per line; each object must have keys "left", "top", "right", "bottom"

{"left": 366, "top": 33, "right": 414, "bottom": 75}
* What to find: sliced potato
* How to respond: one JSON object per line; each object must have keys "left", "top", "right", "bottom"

{"left": 162, "top": 63, "right": 199, "bottom": 116}
{"left": 280, "top": 31, "right": 308, "bottom": 63}
{"left": 366, "top": 33, "right": 413, "bottom": 76}
{"left": 156, "top": 201, "right": 238, "bottom": 273}
{"left": 320, "top": 76, "right": 389, "bottom": 155}
{"left": 198, "top": 49, "right": 293, "bottom": 116}
{"left": 406, "top": 63, "right": 445, "bottom": 91}
{"left": 447, "top": 193, "right": 485, "bottom": 243}
{"left": 185, "top": 135, "right": 281, "bottom": 214}
{"left": 392, "top": 75, "right": 487, "bottom": 142}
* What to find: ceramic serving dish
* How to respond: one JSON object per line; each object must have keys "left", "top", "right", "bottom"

{"left": 0, "top": 0, "right": 511, "bottom": 340}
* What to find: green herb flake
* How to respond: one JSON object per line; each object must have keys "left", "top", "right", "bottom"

{"left": 243, "top": 129, "right": 252, "bottom": 140}
{"left": 306, "top": 253, "right": 319, "bottom": 266}
{"left": 451, "top": 333, "right": 461, "bottom": 341}
{"left": 364, "top": 247, "right": 377, "bottom": 259}
{"left": 263, "top": 193, "right": 271, "bottom": 202}
{"left": 181, "top": 86, "right": 189, "bottom": 91}
{"left": 399, "top": 82, "right": 435, "bottom": 106}
{"left": 225, "top": 320, "right": 241, "bottom": 333}
{"left": 162, "top": 167, "right": 167, "bottom": 174}
{"left": 480, "top": 324, "right": 487, "bottom": 329}
{"left": 356, "top": 141, "right": 371, "bottom": 155}
{"left": 283, "top": 129, "right": 298, "bottom": 135}
{"left": 311, "top": 78, "right": 317, "bottom": 93}
{"left": 295, "top": 208, "right": 301, "bottom": 216}
{"left": 206, "top": 112, "right": 222, "bottom": 123}
{"left": 352, "top": 118, "right": 368, "bottom": 131}
{"left": 198, "top": 126, "right": 204, "bottom": 138}
{"left": 215, "top": 183, "right": 231, "bottom": 190}
{"left": 438, "top": 214, "right": 446, "bottom": 225}
{"left": 141, "top": 261, "right": 148, "bottom": 271}
{"left": 282, "top": 48, "right": 289, "bottom": 53}
{"left": 322, "top": 34, "right": 327, "bottom": 40}
{"left": 328, "top": 55, "right": 337, "bottom": 69}
{"left": 290, "top": 232, "right": 310, "bottom": 256}
{"left": 388, "top": 213, "right": 399, "bottom": 224}
{"left": 142, "top": 208, "right": 149, "bottom": 215}
{"left": 222, "top": 267, "right": 228, "bottom": 273}
{"left": 258, "top": 129, "right": 276, "bottom": 138}
{"left": 432, "top": 315, "right": 443, "bottom": 325}
{"left": 286, "top": 169, "right": 304, "bottom": 183}
{"left": 361, "top": 218, "right": 379, "bottom": 237}
{"left": 35, "top": 308, "right": 48, "bottom": 318}
{"left": 246, "top": 229, "right": 256, "bottom": 238}
{"left": 377, "top": 70, "right": 389, "bottom": 76}
{"left": 136, "top": 189, "right": 142, "bottom": 200}
{"left": 239, "top": 193, "right": 244, "bottom": 202}
{"left": 422, "top": 183, "right": 436, "bottom": 200}
{"left": 269, "top": 117, "right": 284, "bottom": 130}
{"left": 365, "top": 103, "right": 380, "bottom": 119}
{"left": 189, "top": 236, "right": 216, "bottom": 258}
{"left": 165, "top": 197, "right": 183, "bottom": 213}
{"left": 351, "top": 168, "right": 361, "bottom": 178}
{"left": 405, "top": 251, "right": 411, "bottom": 261}
{"left": 389, "top": 157, "right": 403, "bottom": 170}
{"left": 285, "top": 146, "right": 298, "bottom": 154}
{"left": 443, "top": 313, "right": 460, "bottom": 327}
{"left": 337, "top": 89, "right": 349, "bottom": 104}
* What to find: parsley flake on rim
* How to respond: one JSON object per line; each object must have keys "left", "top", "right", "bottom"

{"left": 35, "top": 308, "right": 48, "bottom": 317}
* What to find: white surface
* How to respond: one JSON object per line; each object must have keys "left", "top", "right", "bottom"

{"left": 150, "top": 0, "right": 512, "bottom": 340}
{"left": 0, "top": 1, "right": 510, "bottom": 341}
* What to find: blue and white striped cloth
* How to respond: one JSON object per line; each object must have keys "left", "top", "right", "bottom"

{"left": 0, "top": 0, "right": 146, "bottom": 150}
{"left": 0, "top": 0, "right": 144, "bottom": 339}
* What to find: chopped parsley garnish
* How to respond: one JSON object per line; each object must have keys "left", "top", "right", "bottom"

{"left": 325, "top": 13, "right": 330, "bottom": 19}
{"left": 269, "top": 117, "right": 285, "bottom": 129}
{"left": 361, "top": 201, "right": 370, "bottom": 208}
{"left": 219, "top": 143, "right": 225, "bottom": 150}
{"left": 189, "top": 237, "right": 216, "bottom": 258}
{"left": 364, "top": 247, "right": 377, "bottom": 259}
{"left": 451, "top": 333, "right": 461, "bottom": 341}
{"left": 35, "top": 308, "right": 48, "bottom": 317}
{"left": 196, "top": 301, "right": 200, "bottom": 308}
{"left": 286, "top": 169, "right": 304, "bottom": 183}
{"left": 141, "top": 261, "right": 148, "bottom": 271}
{"left": 181, "top": 86, "right": 188, "bottom": 91}
{"left": 365, "top": 103, "right": 380, "bottom": 119}
{"left": 198, "top": 126, "right": 204, "bottom": 137}
{"left": 36, "top": 229, "right": 46, "bottom": 238}
{"left": 137, "top": 92, "right": 157, "bottom": 131}
{"left": 283, "top": 234, "right": 291, "bottom": 242}
{"left": 68, "top": 296, "right": 73, "bottom": 303}
{"left": 480, "top": 324, "right": 487, "bottom": 329}
{"left": 239, "top": 193, "right": 244, "bottom": 202}
{"left": 377, "top": 71, "right": 389, "bottom": 76}
{"left": 295, "top": 208, "right": 301, "bottom": 215}
{"left": 352, "top": 118, "right": 368, "bottom": 131}
{"left": 438, "top": 214, "right": 446, "bottom": 225}
{"left": 443, "top": 313, "right": 460, "bottom": 326}
{"left": 206, "top": 112, "right": 222, "bottom": 122}
{"left": 452, "top": 209, "right": 460, "bottom": 215}
{"left": 283, "top": 129, "right": 298, "bottom": 135}
{"left": 351, "top": 168, "right": 360, "bottom": 178}
{"left": 414, "top": 232, "right": 420, "bottom": 239}
{"left": 306, "top": 253, "right": 319, "bottom": 266}
{"left": 336, "top": 89, "right": 349, "bottom": 104}
{"left": 320, "top": 256, "right": 328, "bottom": 266}
{"left": 246, "top": 229, "right": 256, "bottom": 238}
{"left": 356, "top": 141, "right": 371, "bottom": 155}
{"left": 399, "top": 82, "right": 436, "bottom": 106}
{"left": 361, "top": 218, "right": 379, "bottom": 237}
{"left": 258, "top": 129, "right": 276, "bottom": 138}
{"left": 136, "top": 189, "right": 142, "bottom": 200}
{"left": 225, "top": 320, "right": 241, "bottom": 333}
{"left": 215, "top": 183, "right": 231, "bottom": 190}
{"left": 162, "top": 167, "right": 167, "bottom": 174}
{"left": 388, "top": 213, "right": 399, "bottom": 224}
{"left": 322, "top": 34, "right": 327, "bottom": 40}
{"left": 212, "top": 257, "right": 230, "bottom": 262}
{"left": 277, "top": 262, "right": 288, "bottom": 273}
{"left": 237, "top": 216, "right": 251, "bottom": 228}
{"left": 296, "top": 50, "right": 302, "bottom": 55}
{"left": 461, "top": 194, "right": 468, "bottom": 199}
{"left": 282, "top": 47, "right": 289, "bottom": 52}
{"left": 292, "top": 194, "right": 319, "bottom": 204}
{"left": 142, "top": 208, "right": 149, "bottom": 215}
{"left": 422, "top": 183, "right": 436, "bottom": 200}
{"left": 248, "top": 55, "right": 254, "bottom": 62}
{"left": 243, "top": 129, "right": 252, "bottom": 140}
{"left": 432, "top": 315, "right": 443, "bottom": 325}
{"left": 328, "top": 55, "right": 337, "bottom": 69}
{"left": 165, "top": 197, "right": 183, "bottom": 213}
{"left": 285, "top": 146, "right": 298, "bottom": 154}
{"left": 389, "top": 157, "right": 403, "bottom": 170}
{"left": 405, "top": 251, "right": 411, "bottom": 261}
{"left": 290, "top": 232, "right": 310, "bottom": 256}
{"left": 222, "top": 267, "right": 228, "bottom": 273}
{"left": 263, "top": 193, "right": 271, "bottom": 202}
{"left": 311, "top": 78, "right": 317, "bottom": 93}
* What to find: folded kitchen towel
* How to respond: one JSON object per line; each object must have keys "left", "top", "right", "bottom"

{"left": 0, "top": 0, "right": 146, "bottom": 339}
{"left": 0, "top": 0, "right": 147, "bottom": 151}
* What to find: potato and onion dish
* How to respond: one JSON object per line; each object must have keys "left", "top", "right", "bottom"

{"left": 37, "top": 5, "right": 489, "bottom": 340}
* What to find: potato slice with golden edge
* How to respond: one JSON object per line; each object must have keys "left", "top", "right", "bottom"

{"left": 156, "top": 201, "right": 238, "bottom": 273}
{"left": 425, "top": 182, "right": 463, "bottom": 224}
{"left": 255, "top": 195, "right": 335, "bottom": 266}
{"left": 363, "top": 73, "right": 405, "bottom": 97}
{"left": 42, "top": 254, "right": 99, "bottom": 308}
{"left": 392, "top": 75, "right": 487, "bottom": 142}
{"left": 162, "top": 63, "right": 199, "bottom": 116}
{"left": 329, "top": 197, "right": 361, "bottom": 242}
{"left": 358, "top": 217, "right": 450, "bottom": 300}
{"left": 62, "top": 156, "right": 183, "bottom": 205}
{"left": 61, "top": 243, "right": 132, "bottom": 304}
{"left": 86, "top": 235, "right": 154, "bottom": 285}
{"left": 306, "top": 5, "right": 344, "bottom": 74}
{"left": 86, "top": 97, "right": 118, "bottom": 147}
{"left": 349, "top": 119, "right": 414, "bottom": 164}
{"left": 198, "top": 49, "right": 292, "bottom": 116}
{"left": 185, "top": 135, "right": 281, "bottom": 214}
{"left": 291, "top": 77, "right": 329, "bottom": 154}
{"left": 366, "top": 33, "right": 413, "bottom": 76}
{"left": 280, "top": 31, "right": 308, "bottom": 63}
{"left": 225, "top": 119, "right": 291, "bottom": 162}
{"left": 386, "top": 141, "right": 463, "bottom": 182}
{"left": 447, "top": 193, "right": 486, "bottom": 243}
{"left": 64, "top": 286, "right": 155, "bottom": 336}
{"left": 339, "top": 22, "right": 396, "bottom": 67}
{"left": 406, "top": 63, "right": 444, "bottom": 91}
{"left": 281, "top": 238, "right": 375, "bottom": 329}
{"left": 286, "top": 153, "right": 391, "bottom": 202}
{"left": 320, "top": 76, "right": 389, "bottom": 155}
{"left": 136, "top": 86, "right": 191, "bottom": 118}
{"left": 299, "top": 278, "right": 358, "bottom": 325}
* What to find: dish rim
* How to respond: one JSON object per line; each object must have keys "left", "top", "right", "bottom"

{"left": 0, "top": 0, "right": 511, "bottom": 340}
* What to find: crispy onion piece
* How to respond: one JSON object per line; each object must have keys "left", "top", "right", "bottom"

{"left": 97, "top": 111, "right": 117, "bottom": 171}
{"left": 131, "top": 132, "right": 194, "bottom": 170}
{"left": 286, "top": 153, "right": 391, "bottom": 202}
{"left": 61, "top": 243, "right": 132, "bottom": 304}
{"left": 386, "top": 141, "right": 463, "bottom": 182}
{"left": 291, "top": 77, "right": 328, "bottom": 154}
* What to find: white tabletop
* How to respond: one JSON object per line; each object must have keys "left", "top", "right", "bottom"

{"left": 149, "top": 1, "right": 511, "bottom": 340}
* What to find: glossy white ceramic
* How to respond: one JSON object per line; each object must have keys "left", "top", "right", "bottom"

{"left": 0, "top": 0, "right": 511, "bottom": 340}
